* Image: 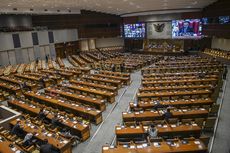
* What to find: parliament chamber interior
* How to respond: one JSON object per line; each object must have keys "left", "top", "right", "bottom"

{"left": 0, "top": 0, "right": 230, "bottom": 153}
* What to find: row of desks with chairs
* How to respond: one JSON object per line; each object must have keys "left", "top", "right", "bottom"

{"left": 101, "top": 56, "right": 223, "bottom": 153}
{"left": 8, "top": 99, "right": 90, "bottom": 141}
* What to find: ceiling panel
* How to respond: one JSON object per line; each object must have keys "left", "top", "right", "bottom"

{"left": 0, "top": 0, "right": 216, "bottom": 15}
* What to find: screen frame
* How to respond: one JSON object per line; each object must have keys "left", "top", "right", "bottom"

{"left": 171, "top": 19, "right": 203, "bottom": 39}
{"left": 123, "top": 23, "right": 146, "bottom": 39}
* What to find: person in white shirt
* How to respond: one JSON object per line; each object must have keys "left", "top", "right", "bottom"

{"left": 148, "top": 125, "right": 158, "bottom": 139}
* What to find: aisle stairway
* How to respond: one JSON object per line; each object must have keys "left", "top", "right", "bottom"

{"left": 73, "top": 71, "right": 142, "bottom": 153}
{"left": 211, "top": 67, "right": 230, "bottom": 153}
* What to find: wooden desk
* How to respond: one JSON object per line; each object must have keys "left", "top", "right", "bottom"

{"left": 0, "top": 140, "right": 22, "bottom": 153}
{"left": 102, "top": 140, "right": 207, "bottom": 153}
{"left": 45, "top": 87, "right": 106, "bottom": 111}
{"left": 24, "top": 91, "right": 102, "bottom": 124}
{"left": 142, "top": 75, "right": 218, "bottom": 81}
{"left": 57, "top": 57, "right": 65, "bottom": 68}
{"left": 115, "top": 125, "right": 147, "bottom": 141}
{"left": 130, "top": 98, "right": 213, "bottom": 110}
{"left": 156, "top": 123, "right": 201, "bottom": 138}
{"left": 8, "top": 100, "right": 90, "bottom": 141}
{"left": 41, "top": 70, "right": 74, "bottom": 80}
{"left": 66, "top": 84, "right": 115, "bottom": 103}
{"left": 142, "top": 78, "right": 218, "bottom": 87}
{"left": 25, "top": 73, "right": 62, "bottom": 85}
{"left": 143, "top": 71, "right": 220, "bottom": 78}
{"left": 70, "top": 80, "right": 118, "bottom": 95}
{"left": 0, "top": 76, "right": 37, "bottom": 91}
{"left": 139, "top": 85, "right": 213, "bottom": 92}
{"left": 82, "top": 76, "right": 121, "bottom": 88}
{"left": 115, "top": 124, "right": 201, "bottom": 139}
{"left": 99, "top": 70, "right": 130, "bottom": 78}
{"left": 137, "top": 90, "right": 212, "bottom": 100}
{"left": 92, "top": 73, "right": 130, "bottom": 85}
{"left": 122, "top": 109, "right": 209, "bottom": 122}
{"left": 10, "top": 119, "right": 72, "bottom": 153}
{"left": 0, "top": 82, "right": 21, "bottom": 95}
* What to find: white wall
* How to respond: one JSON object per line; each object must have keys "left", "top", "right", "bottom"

{"left": 20, "top": 32, "right": 33, "bottom": 48}
{"left": 38, "top": 31, "right": 49, "bottom": 45}
{"left": 0, "top": 29, "right": 78, "bottom": 66}
{"left": 53, "top": 29, "right": 78, "bottom": 43}
{"left": 95, "top": 37, "right": 124, "bottom": 48}
{"left": 0, "top": 33, "right": 14, "bottom": 51}
{"left": 212, "top": 38, "right": 230, "bottom": 51}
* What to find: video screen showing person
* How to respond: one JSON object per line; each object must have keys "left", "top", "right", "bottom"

{"left": 124, "top": 23, "right": 146, "bottom": 38}
{"left": 172, "top": 19, "right": 202, "bottom": 39}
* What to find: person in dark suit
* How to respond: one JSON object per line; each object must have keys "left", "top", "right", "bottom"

{"left": 163, "top": 108, "right": 173, "bottom": 122}
{"left": 38, "top": 108, "right": 47, "bottom": 121}
{"left": 179, "top": 21, "right": 194, "bottom": 36}
{"left": 51, "top": 114, "right": 60, "bottom": 128}
{"left": 40, "top": 139, "right": 59, "bottom": 153}
{"left": 11, "top": 121, "right": 24, "bottom": 137}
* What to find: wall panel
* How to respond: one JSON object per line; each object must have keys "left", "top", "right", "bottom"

{"left": 28, "top": 48, "right": 35, "bottom": 62}
{"left": 8, "top": 50, "right": 17, "bottom": 65}
{"left": 0, "top": 51, "right": 9, "bottom": 66}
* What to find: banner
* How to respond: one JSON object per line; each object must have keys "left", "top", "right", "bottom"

{"left": 147, "top": 22, "right": 172, "bottom": 39}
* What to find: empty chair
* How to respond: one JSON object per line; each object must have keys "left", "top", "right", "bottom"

{"left": 209, "top": 104, "right": 220, "bottom": 117}
{"left": 194, "top": 118, "right": 205, "bottom": 128}
{"left": 153, "top": 120, "right": 164, "bottom": 125}
{"left": 181, "top": 119, "right": 193, "bottom": 124}
{"left": 168, "top": 118, "right": 178, "bottom": 124}
{"left": 203, "top": 117, "right": 217, "bottom": 132}
{"left": 162, "top": 96, "right": 170, "bottom": 101}
{"left": 124, "top": 121, "right": 136, "bottom": 127}
{"left": 183, "top": 137, "right": 196, "bottom": 141}
{"left": 148, "top": 137, "right": 163, "bottom": 143}
{"left": 117, "top": 140, "right": 132, "bottom": 146}
{"left": 200, "top": 136, "right": 210, "bottom": 147}
{"left": 141, "top": 121, "right": 153, "bottom": 126}
{"left": 202, "top": 105, "right": 210, "bottom": 111}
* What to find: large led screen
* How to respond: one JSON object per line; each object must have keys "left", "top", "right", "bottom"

{"left": 172, "top": 19, "right": 202, "bottom": 39}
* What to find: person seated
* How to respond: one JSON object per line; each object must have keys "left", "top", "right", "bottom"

{"left": 38, "top": 108, "right": 47, "bottom": 121}
{"left": 148, "top": 124, "right": 158, "bottom": 139}
{"left": 163, "top": 108, "right": 173, "bottom": 122}
{"left": 153, "top": 101, "right": 163, "bottom": 110}
{"left": 40, "top": 139, "right": 59, "bottom": 153}
{"left": 60, "top": 128, "right": 80, "bottom": 146}
{"left": 23, "top": 132, "right": 36, "bottom": 147}
{"left": 51, "top": 114, "right": 60, "bottom": 128}
{"left": 11, "top": 121, "right": 24, "bottom": 137}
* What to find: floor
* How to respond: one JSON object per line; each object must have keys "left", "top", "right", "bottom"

{"left": 211, "top": 67, "right": 230, "bottom": 153}
{"left": 73, "top": 70, "right": 142, "bottom": 153}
